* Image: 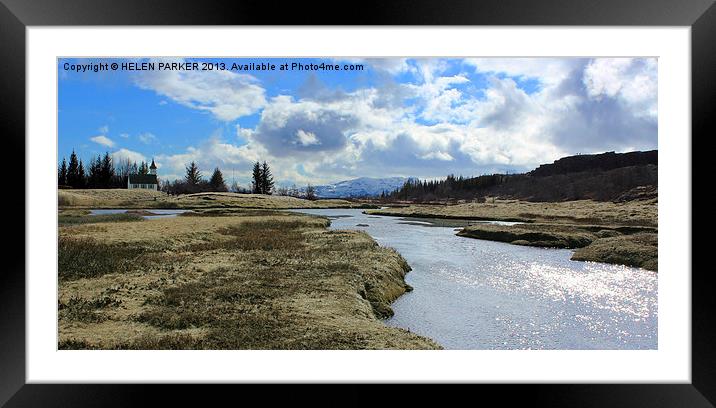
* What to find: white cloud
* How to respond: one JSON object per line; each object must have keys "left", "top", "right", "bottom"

{"left": 295, "top": 130, "right": 320, "bottom": 146}
{"left": 412, "top": 74, "right": 472, "bottom": 123}
{"left": 464, "top": 58, "right": 575, "bottom": 86}
{"left": 155, "top": 136, "right": 263, "bottom": 184}
{"left": 366, "top": 58, "right": 414, "bottom": 75}
{"left": 138, "top": 132, "right": 157, "bottom": 144}
{"left": 584, "top": 59, "right": 633, "bottom": 98}
{"left": 236, "top": 125, "right": 254, "bottom": 139}
{"left": 90, "top": 135, "right": 115, "bottom": 148}
{"left": 127, "top": 57, "right": 657, "bottom": 185}
{"left": 119, "top": 133, "right": 130, "bottom": 139}
{"left": 583, "top": 58, "right": 657, "bottom": 119}
{"left": 98, "top": 125, "right": 109, "bottom": 133}
{"left": 237, "top": 64, "right": 568, "bottom": 181}
{"left": 471, "top": 76, "right": 539, "bottom": 131}
{"left": 111, "top": 148, "right": 146, "bottom": 165}
{"left": 134, "top": 58, "right": 267, "bottom": 122}
{"left": 420, "top": 151, "right": 454, "bottom": 161}
{"left": 252, "top": 95, "right": 361, "bottom": 156}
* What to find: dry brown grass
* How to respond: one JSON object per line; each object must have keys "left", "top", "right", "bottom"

{"left": 368, "top": 198, "right": 657, "bottom": 227}
{"left": 457, "top": 222, "right": 656, "bottom": 248}
{"left": 457, "top": 223, "right": 596, "bottom": 248}
{"left": 58, "top": 212, "right": 144, "bottom": 225}
{"left": 58, "top": 210, "right": 439, "bottom": 349}
{"left": 58, "top": 237, "right": 154, "bottom": 281}
{"left": 58, "top": 189, "right": 375, "bottom": 210}
{"left": 59, "top": 189, "right": 166, "bottom": 208}
{"left": 572, "top": 233, "right": 658, "bottom": 271}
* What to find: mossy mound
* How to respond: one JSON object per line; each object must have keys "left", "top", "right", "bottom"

{"left": 457, "top": 224, "right": 595, "bottom": 249}
{"left": 571, "top": 233, "right": 657, "bottom": 271}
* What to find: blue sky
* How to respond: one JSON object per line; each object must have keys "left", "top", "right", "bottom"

{"left": 58, "top": 57, "right": 657, "bottom": 187}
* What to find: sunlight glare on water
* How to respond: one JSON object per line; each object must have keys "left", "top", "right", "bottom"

{"left": 292, "top": 209, "right": 658, "bottom": 350}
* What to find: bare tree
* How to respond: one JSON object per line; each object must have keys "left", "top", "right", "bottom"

{"left": 305, "top": 184, "right": 316, "bottom": 200}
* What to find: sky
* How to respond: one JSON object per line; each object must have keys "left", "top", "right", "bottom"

{"left": 58, "top": 57, "right": 657, "bottom": 187}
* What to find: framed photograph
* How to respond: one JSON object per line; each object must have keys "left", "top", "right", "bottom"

{"left": 3, "top": 0, "right": 711, "bottom": 405}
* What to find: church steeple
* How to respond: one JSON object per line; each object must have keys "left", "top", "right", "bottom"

{"left": 149, "top": 159, "right": 157, "bottom": 175}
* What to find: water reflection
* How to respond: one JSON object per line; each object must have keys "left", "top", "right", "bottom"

{"left": 89, "top": 209, "right": 190, "bottom": 219}
{"left": 292, "top": 208, "right": 657, "bottom": 350}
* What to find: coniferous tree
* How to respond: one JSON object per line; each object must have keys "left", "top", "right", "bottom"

{"left": 67, "top": 151, "right": 80, "bottom": 188}
{"left": 185, "top": 161, "right": 202, "bottom": 185}
{"left": 251, "top": 161, "right": 262, "bottom": 194}
{"left": 209, "top": 167, "right": 228, "bottom": 192}
{"left": 87, "top": 156, "right": 100, "bottom": 188}
{"left": 260, "top": 161, "right": 274, "bottom": 195}
{"left": 101, "top": 152, "right": 114, "bottom": 188}
{"left": 139, "top": 161, "right": 149, "bottom": 175}
{"left": 58, "top": 158, "right": 68, "bottom": 186}
{"left": 78, "top": 159, "right": 86, "bottom": 188}
{"left": 386, "top": 173, "right": 508, "bottom": 202}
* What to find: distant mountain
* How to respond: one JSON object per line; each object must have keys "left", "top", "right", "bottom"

{"left": 310, "top": 177, "right": 412, "bottom": 198}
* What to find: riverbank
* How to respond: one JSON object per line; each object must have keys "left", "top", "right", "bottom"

{"left": 294, "top": 208, "right": 658, "bottom": 349}
{"left": 368, "top": 199, "right": 658, "bottom": 271}
{"left": 58, "top": 209, "right": 439, "bottom": 349}
{"left": 457, "top": 223, "right": 657, "bottom": 271}
{"left": 366, "top": 198, "right": 657, "bottom": 226}
{"left": 571, "top": 233, "right": 658, "bottom": 271}
{"left": 58, "top": 189, "right": 377, "bottom": 210}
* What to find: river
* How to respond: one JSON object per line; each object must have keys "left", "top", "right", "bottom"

{"left": 89, "top": 209, "right": 190, "bottom": 219}
{"left": 292, "top": 208, "right": 658, "bottom": 350}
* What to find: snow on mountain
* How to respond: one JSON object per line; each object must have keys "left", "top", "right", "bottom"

{"left": 309, "top": 177, "right": 412, "bottom": 198}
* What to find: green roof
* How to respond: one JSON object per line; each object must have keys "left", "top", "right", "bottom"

{"left": 128, "top": 174, "right": 158, "bottom": 184}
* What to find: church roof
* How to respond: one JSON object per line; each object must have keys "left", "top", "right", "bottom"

{"left": 150, "top": 159, "right": 157, "bottom": 169}
{"left": 128, "top": 174, "right": 158, "bottom": 184}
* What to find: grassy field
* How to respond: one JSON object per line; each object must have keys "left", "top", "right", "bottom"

{"left": 366, "top": 198, "right": 657, "bottom": 227}
{"left": 58, "top": 209, "right": 439, "bottom": 349}
{"left": 58, "top": 189, "right": 375, "bottom": 210}
{"left": 369, "top": 198, "right": 658, "bottom": 271}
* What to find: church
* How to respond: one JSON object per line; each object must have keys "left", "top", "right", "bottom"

{"left": 127, "top": 159, "right": 158, "bottom": 190}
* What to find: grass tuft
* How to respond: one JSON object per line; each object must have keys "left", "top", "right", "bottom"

{"left": 59, "top": 212, "right": 143, "bottom": 225}
{"left": 571, "top": 232, "right": 658, "bottom": 271}
{"left": 58, "top": 295, "right": 122, "bottom": 323}
{"left": 58, "top": 237, "right": 153, "bottom": 281}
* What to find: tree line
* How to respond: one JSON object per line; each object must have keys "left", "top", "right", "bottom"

{"left": 387, "top": 173, "right": 513, "bottom": 202}
{"left": 275, "top": 184, "right": 316, "bottom": 200}
{"left": 58, "top": 150, "right": 157, "bottom": 189}
{"left": 162, "top": 161, "right": 231, "bottom": 195}
{"left": 163, "top": 161, "right": 278, "bottom": 195}
{"left": 59, "top": 150, "right": 318, "bottom": 199}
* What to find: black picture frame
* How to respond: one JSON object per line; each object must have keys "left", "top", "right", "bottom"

{"left": 1, "top": 0, "right": 710, "bottom": 405}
